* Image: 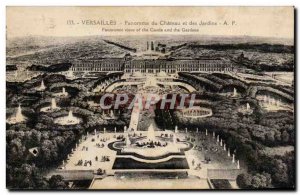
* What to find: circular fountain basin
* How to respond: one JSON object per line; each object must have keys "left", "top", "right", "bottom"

{"left": 40, "top": 106, "right": 61, "bottom": 113}
{"left": 54, "top": 112, "right": 81, "bottom": 125}
{"left": 111, "top": 134, "right": 193, "bottom": 158}
{"left": 35, "top": 87, "right": 46, "bottom": 92}
{"left": 7, "top": 106, "right": 27, "bottom": 124}
{"left": 237, "top": 106, "right": 253, "bottom": 115}
{"left": 182, "top": 107, "right": 213, "bottom": 118}
{"left": 255, "top": 95, "right": 291, "bottom": 111}
{"left": 6, "top": 116, "right": 27, "bottom": 124}
{"left": 53, "top": 92, "right": 69, "bottom": 98}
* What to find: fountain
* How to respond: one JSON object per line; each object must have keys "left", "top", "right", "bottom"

{"left": 51, "top": 98, "right": 57, "bottom": 109}
{"left": 40, "top": 98, "right": 61, "bottom": 112}
{"left": 67, "top": 111, "right": 78, "bottom": 123}
{"left": 175, "top": 125, "right": 178, "bottom": 134}
{"left": 115, "top": 125, "right": 186, "bottom": 159}
{"left": 223, "top": 143, "right": 226, "bottom": 151}
{"left": 54, "top": 110, "right": 81, "bottom": 125}
{"left": 228, "top": 150, "right": 230, "bottom": 157}
{"left": 41, "top": 80, "right": 46, "bottom": 89}
{"left": 62, "top": 87, "right": 67, "bottom": 96}
{"left": 125, "top": 130, "right": 131, "bottom": 146}
{"left": 246, "top": 103, "right": 250, "bottom": 111}
{"left": 233, "top": 87, "right": 237, "bottom": 97}
{"left": 205, "top": 129, "right": 208, "bottom": 136}
{"left": 237, "top": 160, "right": 240, "bottom": 169}
{"left": 264, "top": 95, "right": 267, "bottom": 102}
{"left": 238, "top": 102, "right": 253, "bottom": 115}
{"left": 183, "top": 107, "right": 213, "bottom": 118}
{"left": 110, "top": 110, "right": 114, "bottom": 118}
{"left": 36, "top": 80, "right": 46, "bottom": 91}
{"left": 16, "top": 105, "right": 24, "bottom": 121}
{"left": 111, "top": 123, "right": 192, "bottom": 161}
{"left": 7, "top": 105, "right": 26, "bottom": 124}
{"left": 232, "top": 154, "right": 235, "bottom": 163}
{"left": 147, "top": 124, "right": 156, "bottom": 140}
{"left": 53, "top": 87, "right": 69, "bottom": 97}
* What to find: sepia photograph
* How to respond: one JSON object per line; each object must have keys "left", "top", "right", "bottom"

{"left": 5, "top": 6, "right": 295, "bottom": 190}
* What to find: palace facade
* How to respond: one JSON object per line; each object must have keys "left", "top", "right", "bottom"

{"left": 124, "top": 59, "right": 177, "bottom": 74}
{"left": 71, "top": 58, "right": 125, "bottom": 72}
{"left": 72, "top": 57, "right": 232, "bottom": 73}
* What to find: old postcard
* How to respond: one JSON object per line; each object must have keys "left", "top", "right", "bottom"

{"left": 6, "top": 6, "right": 295, "bottom": 190}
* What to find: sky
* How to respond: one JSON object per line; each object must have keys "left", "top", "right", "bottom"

{"left": 6, "top": 6, "right": 294, "bottom": 40}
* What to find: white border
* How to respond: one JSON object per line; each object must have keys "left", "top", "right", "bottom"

{"left": 0, "top": 1, "right": 298, "bottom": 195}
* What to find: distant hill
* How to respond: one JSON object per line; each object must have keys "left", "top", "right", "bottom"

{"left": 6, "top": 35, "right": 294, "bottom": 72}
{"left": 7, "top": 34, "right": 293, "bottom": 49}
{"left": 27, "top": 63, "right": 72, "bottom": 72}
{"left": 187, "top": 43, "right": 294, "bottom": 53}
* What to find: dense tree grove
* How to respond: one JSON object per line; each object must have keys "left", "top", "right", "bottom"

{"left": 167, "top": 77, "right": 295, "bottom": 189}
{"left": 6, "top": 69, "right": 295, "bottom": 189}
{"left": 6, "top": 74, "right": 129, "bottom": 189}
{"left": 6, "top": 126, "right": 77, "bottom": 188}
